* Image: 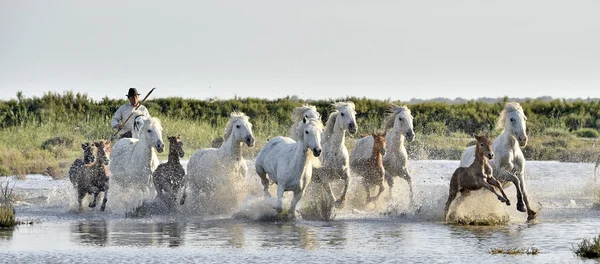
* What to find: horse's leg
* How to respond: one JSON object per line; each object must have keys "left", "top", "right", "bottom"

{"left": 486, "top": 177, "right": 510, "bottom": 206}
{"left": 335, "top": 169, "right": 350, "bottom": 208}
{"left": 518, "top": 175, "right": 537, "bottom": 221}
{"left": 385, "top": 171, "right": 394, "bottom": 197}
{"left": 499, "top": 169, "right": 525, "bottom": 212}
{"left": 289, "top": 190, "right": 304, "bottom": 219}
{"left": 364, "top": 182, "right": 373, "bottom": 204}
{"left": 480, "top": 181, "right": 508, "bottom": 204}
{"left": 401, "top": 167, "right": 416, "bottom": 208}
{"left": 100, "top": 186, "right": 108, "bottom": 212}
{"left": 324, "top": 181, "right": 337, "bottom": 207}
{"left": 275, "top": 184, "right": 285, "bottom": 214}
{"left": 375, "top": 181, "right": 385, "bottom": 201}
{"left": 180, "top": 181, "right": 187, "bottom": 205}
{"left": 89, "top": 192, "right": 99, "bottom": 208}
{"left": 444, "top": 172, "right": 459, "bottom": 221}
{"left": 256, "top": 165, "right": 271, "bottom": 198}
{"left": 77, "top": 188, "right": 85, "bottom": 209}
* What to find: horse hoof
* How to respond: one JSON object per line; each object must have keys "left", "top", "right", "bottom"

{"left": 334, "top": 200, "right": 345, "bottom": 209}
{"left": 89, "top": 203, "right": 96, "bottom": 208}
{"left": 527, "top": 210, "right": 537, "bottom": 221}
{"left": 517, "top": 203, "right": 526, "bottom": 212}
{"left": 100, "top": 205, "right": 106, "bottom": 211}
{"left": 506, "top": 200, "right": 511, "bottom": 206}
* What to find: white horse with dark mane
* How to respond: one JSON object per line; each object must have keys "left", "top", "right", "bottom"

{"left": 255, "top": 117, "right": 323, "bottom": 218}
{"left": 459, "top": 102, "right": 537, "bottom": 221}
{"left": 350, "top": 105, "right": 416, "bottom": 206}
{"left": 110, "top": 116, "right": 164, "bottom": 193}
{"left": 186, "top": 112, "right": 255, "bottom": 215}
{"left": 312, "top": 102, "right": 357, "bottom": 208}
{"left": 289, "top": 104, "right": 320, "bottom": 140}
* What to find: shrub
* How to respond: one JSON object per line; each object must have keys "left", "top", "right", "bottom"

{"left": 573, "top": 128, "right": 600, "bottom": 138}
{"left": 542, "top": 128, "right": 573, "bottom": 138}
{"left": 573, "top": 234, "right": 600, "bottom": 259}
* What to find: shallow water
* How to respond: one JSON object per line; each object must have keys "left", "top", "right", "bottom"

{"left": 1, "top": 160, "right": 600, "bottom": 263}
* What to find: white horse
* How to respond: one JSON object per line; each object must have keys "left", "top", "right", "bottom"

{"left": 312, "top": 101, "right": 357, "bottom": 208}
{"left": 186, "top": 112, "right": 255, "bottom": 215}
{"left": 350, "top": 105, "right": 416, "bottom": 206}
{"left": 289, "top": 104, "right": 320, "bottom": 140}
{"left": 459, "top": 102, "right": 536, "bottom": 221}
{"left": 110, "top": 116, "right": 165, "bottom": 193}
{"left": 255, "top": 117, "right": 323, "bottom": 218}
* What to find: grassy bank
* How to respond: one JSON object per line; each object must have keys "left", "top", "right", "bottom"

{"left": 0, "top": 113, "right": 598, "bottom": 178}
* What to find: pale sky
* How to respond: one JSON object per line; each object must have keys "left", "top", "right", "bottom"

{"left": 1, "top": 0, "right": 599, "bottom": 101}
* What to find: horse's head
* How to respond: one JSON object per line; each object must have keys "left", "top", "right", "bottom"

{"left": 334, "top": 102, "right": 357, "bottom": 134}
{"left": 94, "top": 140, "right": 111, "bottom": 165}
{"left": 372, "top": 131, "right": 387, "bottom": 156}
{"left": 135, "top": 116, "right": 165, "bottom": 153}
{"left": 499, "top": 102, "right": 528, "bottom": 147}
{"left": 301, "top": 117, "right": 323, "bottom": 157}
{"left": 168, "top": 136, "right": 185, "bottom": 158}
{"left": 81, "top": 142, "right": 95, "bottom": 164}
{"left": 225, "top": 112, "right": 255, "bottom": 147}
{"left": 475, "top": 134, "right": 494, "bottom": 160}
{"left": 385, "top": 105, "right": 415, "bottom": 141}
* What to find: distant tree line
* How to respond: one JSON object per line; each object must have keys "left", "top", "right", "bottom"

{"left": 1, "top": 91, "right": 600, "bottom": 136}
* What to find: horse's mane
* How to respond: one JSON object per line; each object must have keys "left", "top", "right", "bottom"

{"left": 496, "top": 102, "right": 526, "bottom": 130}
{"left": 324, "top": 101, "right": 356, "bottom": 137}
{"left": 384, "top": 105, "right": 411, "bottom": 130}
{"left": 291, "top": 104, "right": 318, "bottom": 123}
{"left": 224, "top": 112, "right": 251, "bottom": 140}
{"left": 150, "top": 117, "right": 162, "bottom": 130}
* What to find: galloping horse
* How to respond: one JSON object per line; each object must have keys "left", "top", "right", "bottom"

{"left": 69, "top": 142, "right": 95, "bottom": 187}
{"left": 78, "top": 140, "right": 111, "bottom": 211}
{"left": 153, "top": 136, "right": 186, "bottom": 209}
{"left": 459, "top": 102, "right": 536, "bottom": 221}
{"left": 110, "top": 116, "right": 165, "bottom": 193}
{"left": 186, "top": 112, "right": 255, "bottom": 215}
{"left": 255, "top": 117, "right": 323, "bottom": 218}
{"left": 350, "top": 132, "right": 387, "bottom": 204}
{"left": 350, "top": 105, "right": 416, "bottom": 206}
{"left": 444, "top": 135, "right": 510, "bottom": 221}
{"left": 312, "top": 102, "right": 357, "bottom": 208}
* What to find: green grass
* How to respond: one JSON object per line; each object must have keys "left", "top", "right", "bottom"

{"left": 0, "top": 181, "right": 16, "bottom": 228}
{"left": 573, "top": 234, "right": 600, "bottom": 259}
{"left": 453, "top": 214, "right": 511, "bottom": 226}
{"left": 489, "top": 247, "right": 541, "bottom": 255}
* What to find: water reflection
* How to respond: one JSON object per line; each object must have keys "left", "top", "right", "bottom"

{"left": 254, "top": 222, "right": 318, "bottom": 250}
{"left": 318, "top": 221, "right": 348, "bottom": 248}
{"left": 71, "top": 220, "right": 108, "bottom": 246}
{"left": 188, "top": 220, "right": 246, "bottom": 248}
{"left": 154, "top": 222, "right": 187, "bottom": 248}
{"left": 0, "top": 229, "right": 14, "bottom": 241}
{"left": 102, "top": 221, "right": 187, "bottom": 248}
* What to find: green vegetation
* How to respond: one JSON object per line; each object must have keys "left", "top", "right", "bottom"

{"left": 1, "top": 92, "right": 600, "bottom": 177}
{"left": 573, "top": 128, "right": 600, "bottom": 138}
{"left": 454, "top": 214, "right": 511, "bottom": 226}
{"left": 0, "top": 181, "right": 16, "bottom": 228}
{"left": 489, "top": 247, "right": 541, "bottom": 255}
{"left": 573, "top": 234, "right": 600, "bottom": 259}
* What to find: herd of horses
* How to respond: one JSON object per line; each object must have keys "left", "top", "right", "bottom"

{"left": 68, "top": 101, "right": 538, "bottom": 222}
